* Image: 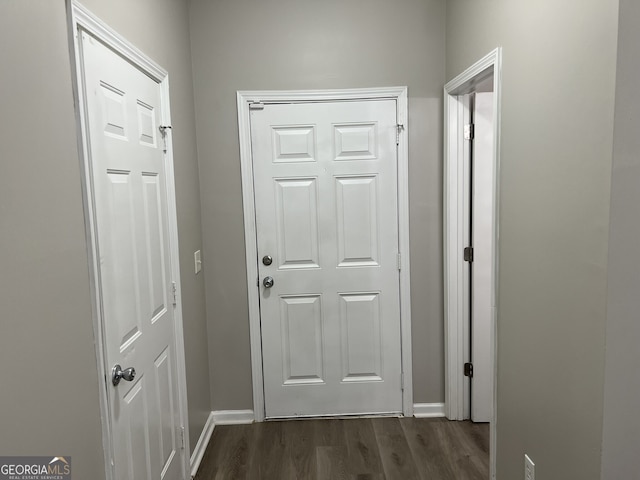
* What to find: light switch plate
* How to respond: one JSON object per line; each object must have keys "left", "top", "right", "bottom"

{"left": 525, "top": 454, "right": 535, "bottom": 480}
{"left": 194, "top": 250, "right": 202, "bottom": 274}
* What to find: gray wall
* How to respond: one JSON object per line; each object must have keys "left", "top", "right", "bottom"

{"left": 79, "top": 0, "right": 211, "bottom": 452}
{"left": 601, "top": 0, "right": 640, "bottom": 477}
{"left": 0, "top": 1, "right": 210, "bottom": 475}
{"left": 188, "top": 0, "right": 447, "bottom": 409}
{"left": 446, "top": 1, "right": 618, "bottom": 479}
{"left": 0, "top": 2, "right": 105, "bottom": 478}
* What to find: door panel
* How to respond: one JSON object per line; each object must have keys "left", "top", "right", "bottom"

{"left": 275, "top": 178, "right": 320, "bottom": 268}
{"left": 339, "top": 292, "right": 382, "bottom": 381}
{"left": 251, "top": 100, "right": 402, "bottom": 417}
{"left": 334, "top": 123, "right": 377, "bottom": 160}
{"left": 280, "top": 295, "right": 325, "bottom": 384}
{"left": 471, "top": 91, "right": 495, "bottom": 423}
{"left": 272, "top": 126, "right": 316, "bottom": 162}
{"left": 121, "top": 379, "right": 151, "bottom": 480}
{"left": 153, "top": 347, "right": 177, "bottom": 475}
{"left": 336, "top": 175, "right": 379, "bottom": 266}
{"left": 81, "top": 31, "right": 183, "bottom": 479}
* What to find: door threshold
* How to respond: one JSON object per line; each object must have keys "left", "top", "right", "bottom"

{"left": 265, "top": 412, "right": 403, "bottom": 422}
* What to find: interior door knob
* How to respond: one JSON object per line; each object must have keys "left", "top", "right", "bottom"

{"left": 112, "top": 364, "right": 136, "bottom": 386}
{"left": 263, "top": 276, "right": 274, "bottom": 288}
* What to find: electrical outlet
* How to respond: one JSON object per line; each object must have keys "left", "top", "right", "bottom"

{"left": 524, "top": 454, "right": 535, "bottom": 480}
{"left": 194, "top": 250, "right": 202, "bottom": 274}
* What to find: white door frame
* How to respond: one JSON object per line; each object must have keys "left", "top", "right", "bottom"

{"left": 237, "top": 87, "right": 413, "bottom": 422}
{"left": 443, "top": 48, "right": 502, "bottom": 479}
{"left": 69, "top": 3, "right": 191, "bottom": 479}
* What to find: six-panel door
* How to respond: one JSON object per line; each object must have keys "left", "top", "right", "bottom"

{"left": 81, "top": 31, "right": 183, "bottom": 479}
{"left": 251, "top": 100, "right": 403, "bottom": 417}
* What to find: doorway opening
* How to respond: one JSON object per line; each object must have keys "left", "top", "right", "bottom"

{"left": 444, "top": 48, "right": 502, "bottom": 480}
{"left": 237, "top": 88, "right": 413, "bottom": 422}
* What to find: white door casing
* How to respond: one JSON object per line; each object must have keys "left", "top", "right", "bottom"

{"left": 237, "top": 88, "right": 413, "bottom": 421}
{"left": 444, "top": 48, "right": 502, "bottom": 480}
{"left": 71, "top": 3, "right": 190, "bottom": 479}
{"left": 251, "top": 100, "right": 402, "bottom": 417}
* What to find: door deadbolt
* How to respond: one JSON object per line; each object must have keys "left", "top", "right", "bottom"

{"left": 262, "top": 255, "right": 273, "bottom": 266}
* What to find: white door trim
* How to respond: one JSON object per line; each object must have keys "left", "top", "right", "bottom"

{"left": 69, "top": 3, "right": 191, "bottom": 479}
{"left": 443, "top": 48, "right": 502, "bottom": 480}
{"left": 237, "top": 87, "right": 413, "bottom": 422}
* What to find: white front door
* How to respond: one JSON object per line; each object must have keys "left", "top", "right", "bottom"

{"left": 471, "top": 91, "right": 495, "bottom": 422}
{"left": 250, "top": 100, "right": 403, "bottom": 418}
{"left": 80, "top": 31, "right": 185, "bottom": 479}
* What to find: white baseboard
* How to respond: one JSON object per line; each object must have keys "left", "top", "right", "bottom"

{"left": 212, "top": 409, "right": 255, "bottom": 425}
{"left": 413, "top": 403, "right": 446, "bottom": 418}
{"left": 190, "top": 411, "right": 215, "bottom": 478}
{"left": 189, "top": 410, "right": 254, "bottom": 478}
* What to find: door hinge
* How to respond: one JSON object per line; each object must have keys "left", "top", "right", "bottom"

{"left": 396, "top": 124, "right": 404, "bottom": 145}
{"left": 179, "top": 426, "right": 185, "bottom": 450}
{"left": 463, "top": 246, "right": 474, "bottom": 262}
{"left": 249, "top": 102, "right": 265, "bottom": 110}
{"left": 171, "top": 281, "right": 177, "bottom": 306}
{"left": 401, "top": 372, "right": 405, "bottom": 391}
{"left": 464, "top": 362, "right": 474, "bottom": 378}
{"left": 464, "top": 123, "right": 475, "bottom": 141}
{"left": 397, "top": 253, "right": 402, "bottom": 271}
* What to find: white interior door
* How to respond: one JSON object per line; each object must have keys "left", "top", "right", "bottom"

{"left": 80, "top": 31, "right": 184, "bottom": 479}
{"left": 251, "top": 100, "right": 403, "bottom": 418}
{"left": 471, "top": 91, "right": 495, "bottom": 422}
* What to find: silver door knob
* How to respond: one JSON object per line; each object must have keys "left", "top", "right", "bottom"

{"left": 112, "top": 364, "right": 136, "bottom": 386}
{"left": 263, "top": 276, "right": 274, "bottom": 288}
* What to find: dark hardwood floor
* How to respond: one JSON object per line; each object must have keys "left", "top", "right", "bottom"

{"left": 194, "top": 417, "right": 489, "bottom": 480}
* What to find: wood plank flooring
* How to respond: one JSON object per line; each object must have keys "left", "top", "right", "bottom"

{"left": 194, "top": 417, "right": 489, "bottom": 480}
